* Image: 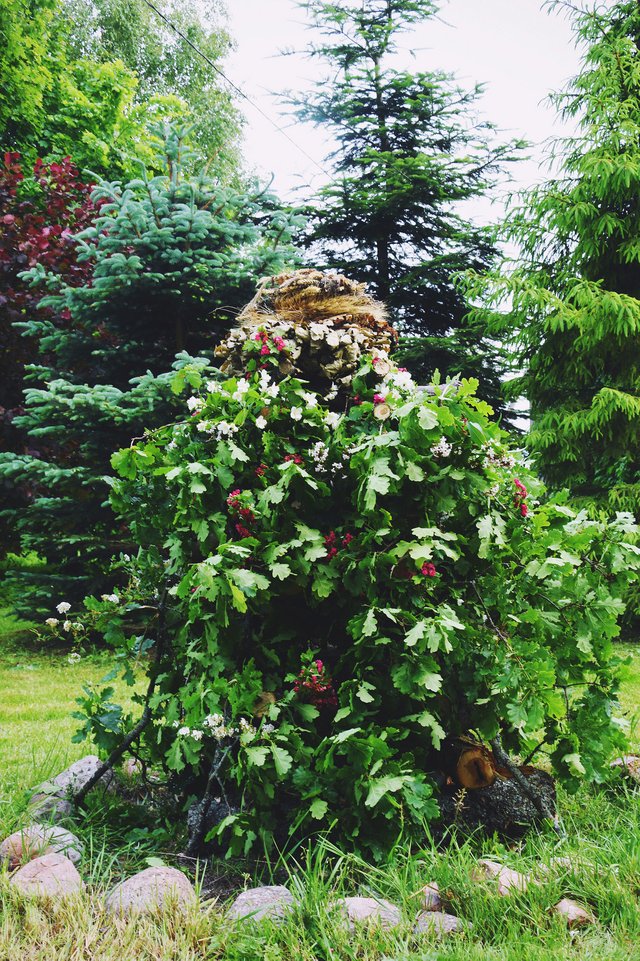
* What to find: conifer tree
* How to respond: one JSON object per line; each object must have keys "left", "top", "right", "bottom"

{"left": 465, "top": 0, "right": 640, "bottom": 515}
{"left": 0, "top": 129, "right": 301, "bottom": 609}
{"left": 291, "top": 0, "right": 521, "bottom": 412}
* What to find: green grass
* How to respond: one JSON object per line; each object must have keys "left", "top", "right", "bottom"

{"left": 2, "top": 607, "right": 640, "bottom": 959}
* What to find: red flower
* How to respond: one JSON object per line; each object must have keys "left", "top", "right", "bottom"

{"left": 235, "top": 523, "right": 251, "bottom": 538}
{"left": 421, "top": 562, "right": 437, "bottom": 578}
{"left": 255, "top": 463, "right": 267, "bottom": 477}
{"left": 373, "top": 393, "right": 386, "bottom": 404}
{"left": 342, "top": 532, "right": 353, "bottom": 546}
{"left": 284, "top": 453, "right": 303, "bottom": 465}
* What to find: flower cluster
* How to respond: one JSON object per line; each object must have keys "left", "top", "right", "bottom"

{"left": 514, "top": 478, "right": 529, "bottom": 517}
{"left": 226, "top": 489, "right": 257, "bottom": 539}
{"left": 252, "top": 328, "right": 287, "bottom": 357}
{"left": 431, "top": 437, "right": 453, "bottom": 458}
{"left": 293, "top": 659, "right": 338, "bottom": 709}
{"left": 323, "top": 529, "right": 353, "bottom": 559}
{"left": 421, "top": 562, "right": 438, "bottom": 578}
{"left": 483, "top": 442, "right": 516, "bottom": 469}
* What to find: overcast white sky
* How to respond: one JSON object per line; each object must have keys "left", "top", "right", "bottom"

{"left": 224, "top": 0, "right": 586, "bottom": 213}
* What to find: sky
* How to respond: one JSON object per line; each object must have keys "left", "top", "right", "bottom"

{"left": 224, "top": 0, "right": 586, "bottom": 212}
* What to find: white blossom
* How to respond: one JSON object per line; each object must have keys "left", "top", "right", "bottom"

{"left": 215, "top": 421, "right": 239, "bottom": 440}
{"left": 62, "top": 620, "right": 72, "bottom": 632}
{"left": 186, "top": 396, "right": 203, "bottom": 412}
{"left": 177, "top": 726, "right": 191, "bottom": 737}
{"left": 67, "top": 652, "right": 81, "bottom": 664}
{"left": 45, "top": 617, "right": 59, "bottom": 627}
{"left": 325, "top": 411, "right": 341, "bottom": 429}
{"left": 232, "top": 378, "right": 250, "bottom": 402}
{"left": 206, "top": 380, "right": 222, "bottom": 393}
{"left": 431, "top": 437, "right": 453, "bottom": 458}
{"left": 255, "top": 415, "right": 268, "bottom": 430}
{"left": 303, "top": 392, "right": 317, "bottom": 408}
{"left": 56, "top": 601, "right": 71, "bottom": 614}
{"left": 101, "top": 593, "right": 120, "bottom": 604}
{"left": 196, "top": 421, "right": 211, "bottom": 433}
{"left": 290, "top": 407, "right": 303, "bottom": 421}
{"left": 191, "top": 729, "right": 204, "bottom": 741}
{"left": 386, "top": 369, "right": 414, "bottom": 392}
{"left": 262, "top": 722, "right": 275, "bottom": 735}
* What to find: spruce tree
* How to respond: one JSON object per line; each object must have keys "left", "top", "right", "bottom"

{"left": 0, "top": 128, "right": 301, "bottom": 610}
{"left": 291, "top": 0, "right": 521, "bottom": 411}
{"left": 465, "top": 0, "right": 640, "bottom": 514}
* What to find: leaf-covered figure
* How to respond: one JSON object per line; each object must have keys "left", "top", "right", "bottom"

{"left": 66, "top": 272, "right": 639, "bottom": 859}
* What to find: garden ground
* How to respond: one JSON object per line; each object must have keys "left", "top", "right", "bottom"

{"left": 2, "top": 607, "right": 640, "bottom": 960}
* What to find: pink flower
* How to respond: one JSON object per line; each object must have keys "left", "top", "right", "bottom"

{"left": 421, "top": 562, "right": 437, "bottom": 578}
{"left": 260, "top": 345, "right": 270, "bottom": 356}
{"left": 373, "top": 393, "right": 386, "bottom": 404}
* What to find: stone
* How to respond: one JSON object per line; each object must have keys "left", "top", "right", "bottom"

{"left": 9, "top": 853, "right": 84, "bottom": 898}
{"left": 121, "top": 758, "right": 143, "bottom": 778}
{"left": 0, "top": 825, "right": 83, "bottom": 869}
{"left": 421, "top": 881, "right": 442, "bottom": 911}
{"left": 49, "top": 755, "right": 114, "bottom": 797}
{"left": 610, "top": 755, "right": 640, "bottom": 783}
{"left": 475, "top": 859, "right": 528, "bottom": 895}
{"left": 27, "top": 792, "right": 74, "bottom": 823}
{"left": 227, "top": 885, "right": 295, "bottom": 922}
{"left": 553, "top": 898, "right": 595, "bottom": 926}
{"left": 413, "top": 911, "right": 469, "bottom": 937}
{"left": 333, "top": 896, "right": 402, "bottom": 931}
{"left": 105, "top": 866, "right": 196, "bottom": 916}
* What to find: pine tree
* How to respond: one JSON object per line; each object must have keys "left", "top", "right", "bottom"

{"left": 291, "top": 0, "right": 521, "bottom": 410}
{"left": 465, "top": 0, "right": 640, "bottom": 515}
{"left": 0, "top": 128, "right": 301, "bottom": 610}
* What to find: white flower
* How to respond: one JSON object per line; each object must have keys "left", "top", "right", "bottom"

{"left": 215, "top": 421, "right": 239, "bottom": 440}
{"left": 204, "top": 713, "right": 224, "bottom": 728}
{"left": 101, "top": 593, "right": 120, "bottom": 604}
{"left": 303, "top": 392, "right": 317, "bottom": 408}
{"left": 172, "top": 720, "right": 180, "bottom": 728}
{"left": 255, "top": 415, "right": 268, "bottom": 430}
{"left": 232, "top": 378, "right": 250, "bottom": 402}
{"left": 62, "top": 620, "right": 72, "bottom": 632}
{"left": 177, "top": 726, "right": 191, "bottom": 737}
{"left": 205, "top": 380, "right": 222, "bottom": 393}
{"left": 262, "top": 722, "right": 275, "bottom": 735}
{"left": 196, "top": 420, "right": 211, "bottom": 432}
{"left": 387, "top": 369, "right": 414, "bottom": 391}
{"left": 45, "top": 617, "right": 59, "bottom": 627}
{"left": 186, "top": 396, "right": 203, "bottom": 412}
{"left": 431, "top": 437, "right": 453, "bottom": 458}
{"left": 72, "top": 622, "right": 83, "bottom": 631}
{"left": 56, "top": 601, "right": 71, "bottom": 614}
{"left": 265, "top": 382, "right": 279, "bottom": 399}
{"left": 67, "top": 652, "right": 81, "bottom": 664}
{"left": 191, "top": 729, "right": 204, "bottom": 741}
{"left": 325, "top": 412, "right": 341, "bottom": 429}
{"left": 290, "top": 407, "right": 303, "bottom": 421}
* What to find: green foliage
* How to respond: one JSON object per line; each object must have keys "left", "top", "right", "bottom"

{"left": 0, "top": 0, "right": 238, "bottom": 179}
{"left": 464, "top": 0, "right": 640, "bottom": 519}
{"left": 65, "top": 338, "right": 639, "bottom": 858}
{"left": 0, "top": 130, "right": 301, "bottom": 609}
{"left": 62, "top": 0, "right": 242, "bottom": 173}
{"left": 291, "top": 0, "right": 522, "bottom": 393}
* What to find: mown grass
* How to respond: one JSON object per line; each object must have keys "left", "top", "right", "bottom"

{"left": 1, "top": 607, "right": 640, "bottom": 960}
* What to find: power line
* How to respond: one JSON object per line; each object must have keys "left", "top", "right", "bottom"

{"left": 137, "top": 0, "right": 333, "bottom": 181}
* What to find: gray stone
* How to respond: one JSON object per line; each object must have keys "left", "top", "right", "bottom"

{"left": 9, "top": 853, "right": 84, "bottom": 898}
{"left": 413, "top": 911, "right": 469, "bottom": 937}
{"left": 227, "top": 885, "right": 295, "bottom": 922}
{"left": 105, "top": 866, "right": 196, "bottom": 916}
{"left": 27, "top": 792, "right": 74, "bottom": 823}
{"left": 333, "top": 896, "right": 402, "bottom": 931}
{"left": 421, "top": 881, "right": 442, "bottom": 911}
{"left": 0, "top": 824, "right": 83, "bottom": 869}
{"left": 49, "top": 755, "right": 114, "bottom": 797}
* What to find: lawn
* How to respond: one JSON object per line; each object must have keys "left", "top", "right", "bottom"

{"left": 2, "top": 609, "right": 640, "bottom": 960}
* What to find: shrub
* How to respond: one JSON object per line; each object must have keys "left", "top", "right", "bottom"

{"left": 58, "top": 302, "right": 640, "bottom": 860}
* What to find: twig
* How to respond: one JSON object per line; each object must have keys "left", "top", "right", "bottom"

{"left": 183, "top": 746, "right": 231, "bottom": 858}
{"left": 73, "top": 591, "right": 168, "bottom": 807}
